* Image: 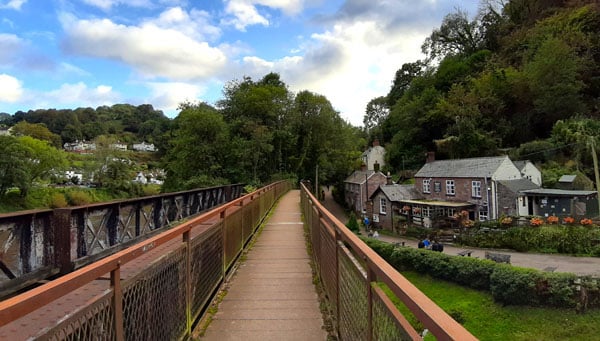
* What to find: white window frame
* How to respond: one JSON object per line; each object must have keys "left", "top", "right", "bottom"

{"left": 448, "top": 208, "right": 456, "bottom": 217}
{"left": 479, "top": 205, "right": 488, "bottom": 221}
{"left": 380, "top": 197, "right": 387, "bottom": 215}
{"left": 472, "top": 181, "right": 482, "bottom": 198}
{"left": 446, "top": 180, "right": 455, "bottom": 195}
{"left": 423, "top": 179, "right": 431, "bottom": 193}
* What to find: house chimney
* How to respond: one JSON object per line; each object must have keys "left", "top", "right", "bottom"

{"left": 426, "top": 151, "right": 435, "bottom": 163}
{"left": 386, "top": 173, "right": 393, "bottom": 185}
{"left": 374, "top": 161, "right": 380, "bottom": 172}
{"left": 373, "top": 139, "right": 380, "bottom": 147}
{"left": 360, "top": 163, "right": 367, "bottom": 171}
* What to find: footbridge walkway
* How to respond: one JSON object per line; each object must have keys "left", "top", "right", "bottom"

{"left": 0, "top": 181, "right": 475, "bottom": 340}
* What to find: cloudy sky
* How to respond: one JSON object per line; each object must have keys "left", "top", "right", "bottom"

{"left": 0, "top": 0, "right": 479, "bottom": 126}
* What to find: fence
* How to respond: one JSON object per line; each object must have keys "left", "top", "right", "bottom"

{"left": 300, "top": 182, "right": 477, "bottom": 340}
{"left": 0, "top": 181, "right": 290, "bottom": 340}
{"left": 0, "top": 184, "right": 244, "bottom": 298}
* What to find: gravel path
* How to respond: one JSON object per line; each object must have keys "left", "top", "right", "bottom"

{"left": 321, "top": 187, "right": 600, "bottom": 277}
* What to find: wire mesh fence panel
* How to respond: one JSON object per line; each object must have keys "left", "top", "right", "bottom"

{"left": 372, "top": 285, "right": 419, "bottom": 341}
{"left": 224, "top": 207, "right": 243, "bottom": 269}
{"left": 190, "top": 225, "right": 224, "bottom": 321}
{"left": 319, "top": 223, "right": 338, "bottom": 316}
{"left": 122, "top": 246, "right": 187, "bottom": 341}
{"left": 39, "top": 291, "right": 115, "bottom": 341}
{"left": 337, "top": 243, "right": 368, "bottom": 341}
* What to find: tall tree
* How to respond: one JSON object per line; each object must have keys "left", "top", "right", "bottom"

{"left": 422, "top": 9, "right": 484, "bottom": 61}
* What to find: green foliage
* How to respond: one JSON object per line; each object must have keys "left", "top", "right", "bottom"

{"left": 49, "top": 193, "right": 68, "bottom": 208}
{"left": 365, "top": 238, "right": 590, "bottom": 309}
{"left": 67, "top": 190, "right": 93, "bottom": 206}
{"left": 461, "top": 225, "right": 600, "bottom": 255}
{"left": 346, "top": 212, "right": 360, "bottom": 233}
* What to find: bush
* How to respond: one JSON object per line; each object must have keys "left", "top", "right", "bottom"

{"left": 346, "top": 212, "right": 360, "bottom": 234}
{"left": 49, "top": 193, "right": 68, "bottom": 208}
{"left": 364, "top": 238, "right": 594, "bottom": 309}
{"left": 67, "top": 190, "right": 93, "bottom": 206}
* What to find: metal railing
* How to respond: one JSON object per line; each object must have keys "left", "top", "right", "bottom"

{"left": 0, "top": 184, "right": 244, "bottom": 297}
{"left": 300, "top": 182, "right": 477, "bottom": 340}
{"left": 0, "top": 181, "right": 291, "bottom": 340}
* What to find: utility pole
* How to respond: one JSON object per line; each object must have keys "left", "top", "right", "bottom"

{"left": 591, "top": 137, "right": 600, "bottom": 218}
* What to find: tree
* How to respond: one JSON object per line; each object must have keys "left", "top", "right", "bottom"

{"left": 387, "top": 61, "right": 426, "bottom": 107}
{"left": 421, "top": 9, "right": 484, "bottom": 61}
{"left": 524, "top": 37, "right": 585, "bottom": 134}
{"left": 363, "top": 96, "right": 389, "bottom": 134}
{"left": 11, "top": 121, "right": 62, "bottom": 148}
{"left": 0, "top": 136, "right": 29, "bottom": 197}
{"left": 15, "top": 136, "right": 68, "bottom": 197}
{"left": 162, "top": 102, "right": 230, "bottom": 191}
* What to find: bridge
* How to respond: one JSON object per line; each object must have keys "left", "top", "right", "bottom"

{"left": 0, "top": 181, "right": 476, "bottom": 340}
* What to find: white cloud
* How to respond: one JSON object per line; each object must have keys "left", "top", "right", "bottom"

{"left": 144, "top": 81, "right": 206, "bottom": 115}
{"left": 0, "top": 0, "right": 27, "bottom": 10}
{"left": 241, "top": 20, "right": 426, "bottom": 126}
{"left": 146, "top": 7, "right": 221, "bottom": 42}
{"left": 36, "top": 82, "right": 121, "bottom": 107}
{"left": 222, "top": 0, "right": 305, "bottom": 30}
{"left": 60, "top": 13, "right": 227, "bottom": 80}
{"left": 0, "top": 74, "right": 23, "bottom": 102}
{"left": 81, "top": 0, "right": 151, "bottom": 11}
{"left": 0, "top": 33, "right": 25, "bottom": 64}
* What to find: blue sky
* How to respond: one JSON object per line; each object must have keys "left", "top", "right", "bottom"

{"left": 0, "top": 0, "right": 479, "bottom": 126}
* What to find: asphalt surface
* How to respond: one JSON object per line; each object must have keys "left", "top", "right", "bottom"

{"left": 321, "top": 187, "right": 600, "bottom": 277}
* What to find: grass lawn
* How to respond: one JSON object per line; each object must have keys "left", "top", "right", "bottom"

{"left": 386, "top": 271, "right": 600, "bottom": 341}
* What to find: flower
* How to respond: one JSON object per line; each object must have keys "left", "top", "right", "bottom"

{"left": 546, "top": 216, "right": 559, "bottom": 224}
{"left": 563, "top": 216, "right": 575, "bottom": 224}
{"left": 500, "top": 217, "right": 513, "bottom": 226}
{"left": 402, "top": 205, "right": 410, "bottom": 212}
{"left": 530, "top": 217, "right": 544, "bottom": 226}
{"left": 580, "top": 218, "right": 593, "bottom": 226}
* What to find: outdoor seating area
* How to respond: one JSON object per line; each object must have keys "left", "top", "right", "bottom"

{"left": 485, "top": 251, "right": 511, "bottom": 264}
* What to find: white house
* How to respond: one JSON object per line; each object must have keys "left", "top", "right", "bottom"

{"left": 513, "top": 160, "right": 542, "bottom": 186}
{"left": 361, "top": 139, "right": 386, "bottom": 171}
{"left": 132, "top": 142, "right": 156, "bottom": 152}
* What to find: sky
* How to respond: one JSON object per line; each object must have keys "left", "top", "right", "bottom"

{"left": 0, "top": 0, "right": 480, "bottom": 127}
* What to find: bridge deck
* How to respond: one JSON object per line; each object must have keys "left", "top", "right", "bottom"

{"left": 199, "top": 190, "right": 327, "bottom": 340}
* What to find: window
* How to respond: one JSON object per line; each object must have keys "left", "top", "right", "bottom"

{"left": 446, "top": 180, "right": 455, "bottom": 195}
{"left": 479, "top": 205, "right": 488, "bottom": 221}
{"left": 380, "top": 198, "right": 387, "bottom": 214}
{"left": 423, "top": 179, "right": 431, "bottom": 193}
{"left": 422, "top": 206, "right": 431, "bottom": 217}
{"left": 434, "top": 181, "right": 442, "bottom": 192}
{"left": 448, "top": 208, "right": 456, "bottom": 217}
{"left": 472, "top": 181, "right": 481, "bottom": 198}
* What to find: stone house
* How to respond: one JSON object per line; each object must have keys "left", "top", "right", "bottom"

{"left": 369, "top": 181, "right": 423, "bottom": 232}
{"left": 344, "top": 166, "right": 388, "bottom": 216}
{"left": 409, "top": 155, "right": 524, "bottom": 224}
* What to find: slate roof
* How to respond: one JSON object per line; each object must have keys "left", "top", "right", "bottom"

{"left": 371, "top": 184, "right": 423, "bottom": 202}
{"left": 520, "top": 188, "right": 597, "bottom": 197}
{"left": 512, "top": 160, "right": 527, "bottom": 171}
{"left": 558, "top": 175, "right": 577, "bottom": 183}
{"left": 344, "top": 170, "right": 381, "bottom": 184}
{"left": 414, "top": 156, "right": 509, "bottom": 178}
{"left": 498, "top": 179, "right": 540, "bottom": 194}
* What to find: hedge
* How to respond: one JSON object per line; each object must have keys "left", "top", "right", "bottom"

{"left": 364, "top": 238, "right": 599, "bottom": 310}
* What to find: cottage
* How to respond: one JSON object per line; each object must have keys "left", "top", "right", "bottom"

{"left": 344, "top": 166, "right": 387, "bottom": 215}
{"left": 496, "top": 178, "right": 540, "bottom": 217}
{"left": 361, "top": 139, "right": 386, "bottom": 171}
{"left": 410, "top": 155, "right": 523, "bottom": 223}
{"left": 369, "top": 181, "right": 422, "bottom": 232}
{"left": 132, "top": 142, "right": 156, "bottom": 152}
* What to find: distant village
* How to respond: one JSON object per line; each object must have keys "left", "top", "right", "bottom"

{"left": 62, "top": 140, "right": 163, "bottom": 186}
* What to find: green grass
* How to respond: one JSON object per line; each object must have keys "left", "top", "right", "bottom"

{"left": 384, "top": 271, "right": 600, "bottom": 341}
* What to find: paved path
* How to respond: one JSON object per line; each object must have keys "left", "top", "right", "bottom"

{"left": 201, "top": 190, "right": 327, "bottom": 340}
{"left": 321, "top": 187, "right": 600, "bottom": 277}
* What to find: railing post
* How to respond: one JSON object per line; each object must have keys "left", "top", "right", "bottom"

{"left": 111, "top": 263, "right": 124, "bottom": 341}
{"left": 52, "top": 208, "right": 73, "bottom": 274}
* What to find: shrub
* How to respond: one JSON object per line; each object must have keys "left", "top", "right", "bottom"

{"left": 49, "top": 193, "right": 68, "bottom": 208}
{"left": 346, "top": 212, "right": 360, "bottom": 234}
{"left": 546, "top": 216, "right": 559, "bottom": 224}
{"left": 67, "top": 191, "right": 93, "bottom": 206}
